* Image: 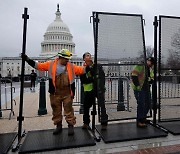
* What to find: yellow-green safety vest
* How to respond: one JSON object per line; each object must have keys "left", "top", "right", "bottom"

{"left": 131, "top": 65, "right": 154, "bottom": 91}
{"left": 83, "top": 83, "right": 93, "bottom": 92}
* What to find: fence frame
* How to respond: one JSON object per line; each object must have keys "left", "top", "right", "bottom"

{"left": 0, "top": 78, "right": 16, "bottom": 119}
{"left": 92, "top": 11, "right": 149, "bottom": 123}
{"left": 158, "top": 15, "right": 180, "bottom": 122}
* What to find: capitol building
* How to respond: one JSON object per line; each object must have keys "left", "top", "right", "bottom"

{"left": 0, "top": 4, "right": 83, "bottom": 79}
{"left": 40, "top": 4, "right": 75, "bottom": 57}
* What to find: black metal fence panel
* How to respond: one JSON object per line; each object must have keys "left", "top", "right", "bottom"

{"left": 95, "top": 12, "right": 146, "bottom": 64}
{"left": 159, "top": 15, "right": 180, "bottom": 121}
{"left": 93, "top": 12, "right": 150, "bottom": 122}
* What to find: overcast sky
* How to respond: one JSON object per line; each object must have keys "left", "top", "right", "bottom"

{"left": 0, "top": 0, "right": 180, "bottom": 57}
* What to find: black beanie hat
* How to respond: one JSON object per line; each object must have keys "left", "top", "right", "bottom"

{"left": 147, "top": 57, "right": 155, "bottom": 64}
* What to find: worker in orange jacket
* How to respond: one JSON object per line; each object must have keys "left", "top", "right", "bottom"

{"left": 23, "top": 49, "right": 86, "bottom": 135}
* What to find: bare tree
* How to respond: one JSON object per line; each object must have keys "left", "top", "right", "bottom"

{"left": 166, "top": 29, "right": 180, "bottom": 70}
{"left": 146, "top": 46, "right": 154, "bottom": 58}
{"left": 171, "top": 29, "right": 180, "bottom": 49}
{"left": 137, "top": 46, "right": 154, "bottom": 62}
{"left": 167, "top": 49, "right": 180, "bottom": 70}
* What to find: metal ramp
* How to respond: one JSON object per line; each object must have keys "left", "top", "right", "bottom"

{"left": 96, "top": 123, "right": 167, "bottom": 143}
{"left": 0, "top": 133, "right": 17, "bottom": 154}
{"left": 158, "top": 121, "right": 180, "bottom": 135}
{"left": 19, "top": 127, "right": 96, "bottom": 153}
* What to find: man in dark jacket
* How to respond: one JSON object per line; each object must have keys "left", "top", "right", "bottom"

{"left": 131, "top": 57, "right": 154, "bottom": 128}
{"left": 80, "top": 52, "right": 95, "bottom": 129}
{"left": 30, "top": 70, "right": 37, "bottom": 92}
{"left": 80, "top": 52, "right": 108, "bottom": 130}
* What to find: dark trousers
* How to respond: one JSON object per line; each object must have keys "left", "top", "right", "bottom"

{"left": 97, "top": 92, "right": 108, "bottom": 126}
{"left": 83, "top": 90, "right": 95, "bottom": 125}
{"left": 31, "top": 80, "right": 35, "bottom": 88}
{"left": 134, "top": 88, "right": 151, "bottom": 122}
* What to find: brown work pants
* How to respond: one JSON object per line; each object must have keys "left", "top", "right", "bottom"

{"left": 50, "top": 73, "right": 76, "bottom": 126}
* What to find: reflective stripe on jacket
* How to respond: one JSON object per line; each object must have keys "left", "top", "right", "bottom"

{"left": 34, "top": 58, "right": 85, "bottom": 96}
{"left": 80, "top": 63, "right": 94, "bottom": 92}
{"left": 83, "top": 83, "right": 93, "bottom": 92}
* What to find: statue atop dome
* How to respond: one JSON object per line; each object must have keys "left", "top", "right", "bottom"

{"left": 55, "top": 3, "right": 61, "bottom": 21}
{"left": 57, "top": 4, "right": 60, "bottom": 12}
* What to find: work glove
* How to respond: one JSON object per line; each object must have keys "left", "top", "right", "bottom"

{"left": 20, "top": 53, "right": 35, "bottom": 68}
{"left": 21, "top": 53, "right": 29, "bottom": 62}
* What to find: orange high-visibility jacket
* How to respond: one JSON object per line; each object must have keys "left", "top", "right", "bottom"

{"left": 34, "top": 58, "right": 85, "bottom": 96}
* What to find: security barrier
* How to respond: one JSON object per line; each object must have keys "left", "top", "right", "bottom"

{"left": 161, "top": 75, "right": 180, "bottom": 99}
{"left": 105, "top": 76, "right": 130, "bottom": 111}
{"left": 158, "top": 15, "right": 180, "bottom": 122}
{"left": 74, "top": 77, "right": 130, "bottom": 111}
{"left": 0, "top": 78, "right": 16, "bottom": 119}
{"left": 92, "top": 12, "right": 149, "bottom": 122}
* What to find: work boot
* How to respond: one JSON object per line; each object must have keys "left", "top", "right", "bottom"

{"left": 53, "top": 122, "right": 62, "bottom": 135}
{"left": 143, "top": 118, "right": 150, "bottom": 124}
{"left": 82, "top": 124, "right": 91, "bottom": 130}
{"left": 137, "top": 122, "right": 147, "bottom": 128}
{"left": 68, "top": 125, "right": 74, "bottom": 136}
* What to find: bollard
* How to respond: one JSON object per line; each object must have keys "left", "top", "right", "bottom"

{"left": 0, "top": 80, "right": 2, "bottom": 117}
{"left": 38, "top": 78, "right": 47, "bottom": 115}
{"left": 117, "top": 77, "right": 125, "bottom": 111}
{"left": 79, "top": 84, "right": 84, "bottom": 114}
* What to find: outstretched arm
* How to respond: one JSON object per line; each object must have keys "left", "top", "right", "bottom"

{"left": 22, "top": 54, "right": 35, "bottom": 68}
{"left": 22, "top": 54, "right": 51, "bottom": 71}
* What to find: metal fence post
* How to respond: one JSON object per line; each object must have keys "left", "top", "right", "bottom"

{"left": 79, "top": 84, "right": 84, "bottom": 114}
{"left": 117, "top": 77, "right": 125, "bottom": 111}
{"left": 38, "top": 78, "right": 47, "bottom": 115}
{"left": 0, "top": 80, "right": 2, "bottom": 117}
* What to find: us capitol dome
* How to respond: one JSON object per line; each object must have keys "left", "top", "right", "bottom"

{"left": 40, "top": 4, "right": 75, "bottom": 57}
